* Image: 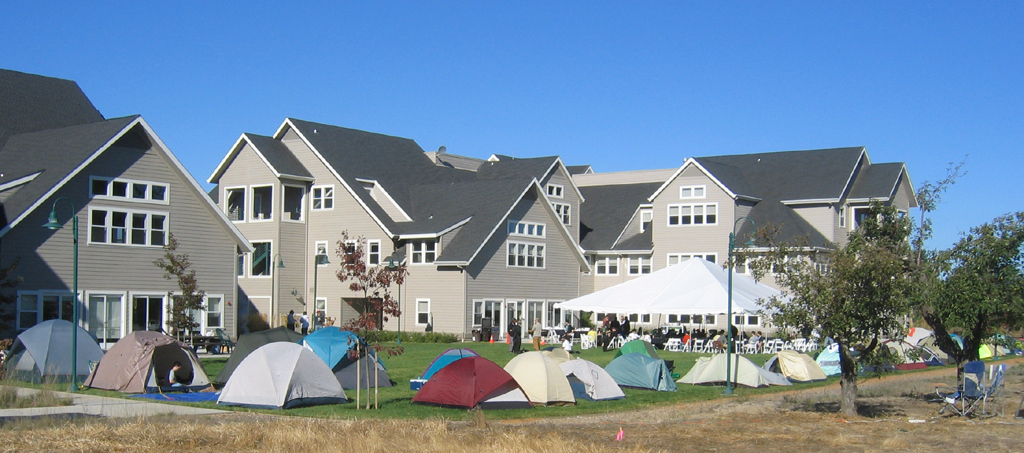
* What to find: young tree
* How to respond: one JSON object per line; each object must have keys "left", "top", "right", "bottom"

{"left": 334, "top": 231, "right": 408, "bottom": 355}
{"left": 918, "top": 212, "right": 1024, "bottom": 384}
{"left": 153, "top": 234, "right": 205, "bottom": 341}
{"left": 757, "top": 204, "right": 914, "bottom": 416}
{"left": 912, "top": 159, "right": 967, "bottom": 266}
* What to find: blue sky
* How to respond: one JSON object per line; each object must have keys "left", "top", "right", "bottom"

{"left": 4, "top": 2, "right": 1021, "bottom": 249}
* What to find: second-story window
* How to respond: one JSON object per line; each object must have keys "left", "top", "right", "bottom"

{"left": 410, "top": 240, "right": 436, "bottom": 264}
{"left": 283, "top": 185, "right": 304, "bottom": 221}
{"left": 839, "top": 205, "right": 847, "bottom": 228}
{"left": 640, "top": 209, "right": 653, "bottom": 232}
{"left": 546, "top": 183, "right": 564, "bottom": 198}
{"left": 89, "top": 208, "right": 166, "bottom": 247}
{"left": 311, "top": 185, "right": 334, "bottom": 210}
{"left": 668, "top": 203, "right": 717, "bottom": 226}
{"left": 251, "top": 242, "right": 272, "bottom": 276}
{"left": 594, "top": 256, "right": 618, "bottom": 275}
{"left": 91, "top": 177, "right": 169, "bottom": 204}
{"left": 507, "top": 241, "right": 545, "bottom": 268}
{"left": 367, "top": 240, "right": 381, "bottom": 265}
{"left": 551, "top": 202, "right": 571, "bottom": 225}
{"left": 508, "top": 220, "right": 546, "bottom": 238}
{"left": 628, "top": 256, "right": 651, "bottom": 275}
{"left": 226, "top": 188, "right": 245, "bottom": 221}
{"left": 251, "top": 186, "right": 273, "bottom": 220}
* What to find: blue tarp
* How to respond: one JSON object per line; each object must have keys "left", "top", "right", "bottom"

{"left": 130, "top": 392, "right": 221, "bottom": 402}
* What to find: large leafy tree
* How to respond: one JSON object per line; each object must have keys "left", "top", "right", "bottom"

{"left": 153, "top": 234, "right": 205, "bottom": 341}
{"left": 335, "top": 231, "right": 408, "bottom": 355}
{"left": 918, "top": 212, "right": 1024, "bottom": 383}
{"left": 757, "top": 204, "right": 914, "bottom": 416}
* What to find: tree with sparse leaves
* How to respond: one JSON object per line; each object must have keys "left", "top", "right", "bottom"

{"left": 153, "top": 234, "right": 205, "bottom": 341}
{"left": 918, "top": 212, "right": 1024, "bottom": 385}
{"left": 755, "top": 203, "right": 914, "bottom": 417}
{"left": 335, "top": 231, "right": 408, "bottom": 356}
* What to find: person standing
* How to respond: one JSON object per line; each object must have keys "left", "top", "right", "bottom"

{"left": 511, "top": 319, "right": 523, "bottom": 353}
{"left": 508, "top": 318, "right": 517, "bottom": 353}
{"left": 532, "top": 318, "right": 543, "bottom": 351}
{"left": 620, "top": 315, "right": 631, "bottom": 338}
{"left": 300, "top": 311, "right": 310, "bottom": 335}
{"left": 287, "top": 310, "right": 296, "bottom": 331}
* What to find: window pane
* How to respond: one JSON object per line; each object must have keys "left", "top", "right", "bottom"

{"left": 681, "top": 187, "right": 691, "bottom": 198}
{"left": 132, "top": 183, "right": 148, "bottom": 199}
{"left": 91, "top": 210, "right": 107, "bottom": 243}
{"left": 91, "top": 179, "right": 109, "bottom": 196}
{"left": 131, "top": 213, "right": 147, "bottom": 244}
{"left": 112, "top": 181, "right": 128, "bottom": 197}
{"left": 151, "top": 185, "right": 166, "bottom": 201}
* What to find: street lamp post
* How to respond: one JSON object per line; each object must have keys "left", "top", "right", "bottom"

{"left": 387, "top": 258, "right": 403, "bottom": 344}
{"left": 312, "top": 252, "right": 329, "bottom": 332}
{"left": 43, "top": 197, "right": 79, "bottom": 392}
{"left": 724, "top": 216, "right": 755, "bottom": 396}
{"left": 270, "top": 254, "right": 285, "bottom": 327}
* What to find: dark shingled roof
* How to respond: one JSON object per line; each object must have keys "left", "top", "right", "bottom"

{"left": 0, "top": 116, "right": 138, "bottom": 229}
{"left": 848, "top": 162, "right": 905, "bottom": 200}
{"left": 244, "top": 133, "right": 312, "bottom": 179}
{"left": 0, "top": 69, "right": 104, "bottom": 151}
{"left": 475, "top": 155, "right": 558, "bottom": 181}
{"left": 579, "top": 182, "right": 662, "bottom": 251}
{"left": 695, "top": 147, "right": 865, "bottom": 201}
{"left": 566, "top": 165, "right": 593, "bottom": 175}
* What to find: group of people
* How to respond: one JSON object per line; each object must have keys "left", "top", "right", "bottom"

{"left": 285, "top": 310, "right": 325, "bottom": 334}
{"left": 506, "top": 318, "right": 547, "bottom": 353}
{"left": 599, "top": 314, "right": 636, "bottom": 351}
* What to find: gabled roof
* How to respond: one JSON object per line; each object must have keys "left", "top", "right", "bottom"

{"left": 695, "top": 147, "right": 866, "bottom": 202}
{"left": 0, "top": 69, "right": 103, "bottom": 150}
{"left": 209, "top": 133, "right": 313, "bottom": 183}
{"left": 579, "top": 182, "right": 662, "bottom": 251}
{"left": 566, "top": 165, "right": 593, "bottom": 175}
{"left": 847, "top": 162, "right": 915, "bottom": 206}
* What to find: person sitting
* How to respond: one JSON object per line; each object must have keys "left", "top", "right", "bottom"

{"left": 562, "top": 334, "right": 574, "bottom": 353}
{"left": 167, "top": 361, "right": 191, "bottom": 391}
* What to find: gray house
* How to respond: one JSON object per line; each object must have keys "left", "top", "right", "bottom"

{"left": 208, "top": 119, "right": 590, "bottom": 339}
{"left": 575, "top": 147, "right": 917, "bottom": 331}
{"left": 0, "top": 69, "right": 250, "bottom": 344}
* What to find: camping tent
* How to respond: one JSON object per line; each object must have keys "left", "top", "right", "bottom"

{"left": 214, "top": 326, "right": 305, "bottom": 383}
{"left": 334, "top": 351, "right": 393, "bottom": 390}
{"left": 555, "top": 258, "right": 784, "bottom": 315}
{"left": 412, "top": 356, "right": 532, "bottom": 409}
{"left": 916, "top": 335, "right": 951, "bottom": 363}
{"left": 540, "top": 347, "right": 573, "bottom": 365}
{"left": 218, "top": 342, "right": 347, "bottom": 409}
{"left": 815, "top": 343, "right": 842, "bottom": 376}
{"left": 84, "top": 331, "right": 210, "bottom": 393}
{"left": 763, "top": 350, "right": 827, "bottom": 382}
{"left": 605, "top": 353, "right": 677, "bottom": 392}
{"left": 560, "top": 359, "right": 625, "bottom": 401}
{"left": 3, "top": 320, "right": 104, "bottom": 384}
{"left": 504, "top": 352, "right": 575, "bottom": 406}
{"left": 680, "top": 354, "right": 791, "bottom": 388}
{"left": 302, "top": 327, "right": 363, "bottom": 370}
{"left": 905, "top": 327, "right": 933, "bottom": 346}
{"left": 882, "top": 340, "right": 944, "bottom": 370}
{"left": 614, "top": 340, "right": 659, "bottom": 359}
{"left": 420, "top": 348, "right": 479, "bottom": 380}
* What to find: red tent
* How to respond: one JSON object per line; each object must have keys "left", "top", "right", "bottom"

{"left": 412, "top": 356, "right": 532, "bottom": 409}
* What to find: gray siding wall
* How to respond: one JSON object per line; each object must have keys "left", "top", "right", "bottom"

{"left": 5, "top": 141, "right": 238, "bottom": 336}
{"left": 464, "top": 188, "right": 580, "bottom": 334}
{"left": 791, "top": 205, "right": 835, "bottom": 242}
{"left": 540, "top": 165, "right": 581, "bottom": 242}
{"left": 400, "top": 266, "right": 466, "bottom": 335}
{"left": 650, "top": 165, "right": 735, "bottom": 270}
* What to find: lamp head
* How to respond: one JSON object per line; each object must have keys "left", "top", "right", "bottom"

{"left": 316, "top": 254, "right": 329, "bottom": 265}
{"left": 43, "top": 210, "right": 62, "bottom": 230}
{"left": 387, "top": 257, "right": 398, "bottom": 270}
{"left": 276, "top": 258, "right": 286, "bottom": 269}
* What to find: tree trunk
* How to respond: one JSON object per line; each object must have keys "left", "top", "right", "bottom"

{"left": 838, "top": 346, "right": 858, "bottom": 417}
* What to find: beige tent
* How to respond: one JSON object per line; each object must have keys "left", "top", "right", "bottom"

{"left": 678, "top": 354, "right": 791, "bottom": 388}
{"left": 540, "top": 348, "right": 573, "bottom": 365}
{"left": 504, "top": 352, "right": 575, "bottom": 406}
{"left": 84, "top": 331, "right": 210, "bottom": 393}
{"left": 763, "top": 350, "right": 827, "bottom": 382}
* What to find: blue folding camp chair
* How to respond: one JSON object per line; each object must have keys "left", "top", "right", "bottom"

{"left": 936, "top": 361, "right": 1006, "bottom": 417}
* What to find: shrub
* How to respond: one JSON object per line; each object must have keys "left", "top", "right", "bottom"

{"left": 360, "top": 330, "right": 458, "bottom": 343}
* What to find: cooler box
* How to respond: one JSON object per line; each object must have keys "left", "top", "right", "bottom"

{"left": 410, "top": 379, "right": 427, "bottom": 391}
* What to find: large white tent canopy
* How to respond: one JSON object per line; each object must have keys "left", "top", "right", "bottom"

{"left": 555, "top": 258, "right": 784, "bottom": 315}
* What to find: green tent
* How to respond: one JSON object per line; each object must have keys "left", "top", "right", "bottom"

{"left": 605, "top": 353, "right": 676, "bottom": 392}
{"left": 214, "top": 327, "right": 305, "bottom": 383}
{"left": 614, "top": 340, "right": 660, "bottom": 359}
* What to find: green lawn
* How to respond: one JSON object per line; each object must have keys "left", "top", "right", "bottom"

{"left": 192, "top": 342, "right": 837, "bottom": 420}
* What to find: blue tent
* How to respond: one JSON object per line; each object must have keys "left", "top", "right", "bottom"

{"left": 420, "top": 348, "right": 479, "bottom": 380}
{"left": 815, "top": 343, "right": 842, "bottom": 376}
{"left": 604, "top": 353, "right": 676, "bottom": 392}
{"left": 301, "top": 327, "right": 364, "bottom": 370}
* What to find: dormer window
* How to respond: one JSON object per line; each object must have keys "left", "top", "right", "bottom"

{"left": 640, "top": 209, "right": 653, "bottom": 232}
{"left": 546, "top": 184, "right": 564, "bottom": 199}
{"left": 411, "top": 240, "right": 436, "bottom": 264}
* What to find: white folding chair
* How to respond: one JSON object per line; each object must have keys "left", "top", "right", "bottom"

{"left": 792, "top": 338, "right": 807, "bottom": 352}
{"left": 665, "top": 338, "right": 682, "bottom": 352}
{"left": 609, "top": 336, "right": 625, "bottom": 349}
{"left": 692, "top": 339, "right": 706, "bottom": 353}
{"left": 580, "top": 335, "right": 595, "bottom": 350}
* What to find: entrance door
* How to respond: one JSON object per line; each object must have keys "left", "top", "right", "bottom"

{"left": 88, "top": 294, "right": 123, "bottom": 348}
{"left": 132, "top": 296, "right": 164, "bottom": 332}
{"left": 503, "top": 300, "right": 524, "bottom": 339}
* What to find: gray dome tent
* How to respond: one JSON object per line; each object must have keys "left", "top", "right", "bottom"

{"left": 4, "top": 320, "right": 104, "bottom": 384}
{"left": 214, "top": 326, "right": 305, "bottom": 383}
{"left": 218, "top": 342, "right": 347, "bottom": 409}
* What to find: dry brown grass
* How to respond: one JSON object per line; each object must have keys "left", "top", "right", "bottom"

{"left": 0, "top": 387, "right": 71, "bottom": 409}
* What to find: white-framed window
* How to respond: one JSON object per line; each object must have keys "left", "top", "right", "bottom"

{"left": 628, "top": 256, "right": 651, "bottom": 275}
{"left": 527, "top": 300, "right": 544, "bottom": 326}
{"left": 628, "top": 313, "right": 652, "bottom": 323}
{"left": 668, "top": 253, "right": 717, "bottom": 265}
{"left": 237, "top": 251, "right": 245, "bottom": 277}
{"left": 251, "top": 241, "right": 273, "bottom": 277}
{"left": 508, "top": 220, "right": 546, "bottom": 238}
{"left": 410, "top": 240, "right": 436, "bottom": 264}
{"left": 90, "top": 176, "right": 169, "bottom": 204}
{"left": 225, "top": 187, "right": 245, "bottom": 221}
{"left": 88, "top": 293, "right": 124, "bottom": 343}
{"left": 640, "top": 209, "right": 653, "bottom": 232}
{"left": 88, "top": 208, "right": 167, "bottom": 247}
{"left": 507, "top": 241, "right": 545, "bottom": 268}
{"left": 282, "top": 185, "right": 305, "bottom": 222}
{"left": 315, "top": 298, "right": 326, "bottom": 314}
{"left": 416, "top": 299, "right": 430, "bottom": 325}
{"left": 206, "top": 295, "right": 225, "bottom": 329}
{"left": 367, "top": 240, "right": 381, "bottom": 265}
{"left": 251, "top": 185, "right": 273, "bottom": 221}
{"left": 852, "top": 206, "right": 875, "bottom": 230}
{"left": 668, "top": 203, "right": 717, "bottom": 226}
{"left": 551, "top": 202, "right": 571, "bottom": 225}
{"left": 734, "top": 314, "right": 760, "bottom": 326}
{"left": 545, "top": 301, "right": 565, "bottom": 328}
{"left": 16, "top": 291, "right": 76, "bottom": 330}
{"left": 314, "top": 241, "right": 329, "bottom": 265}
{"left": 594, "top": 256, "right": 619, "bottom": 275}
{"left": 838, "top": 204, "right": 847, "bottom": 228}
{"left": 472, "top": 299, "right": 502, "bottom": 327}
{"left": 546, "top": 183, "right": 564, "bottom": 199}
{"left": 679, "top": 185, "right": 706, "bottom": 199}
{"left": 311, "top": 185, "right": 334, "bottom": 210}
{"left": 734, "top": 257, "right": 748, "bottom": 274}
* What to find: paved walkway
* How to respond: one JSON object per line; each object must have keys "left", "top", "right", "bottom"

{"left": 0, "top": 386, "right": 227, "bottom": 419}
